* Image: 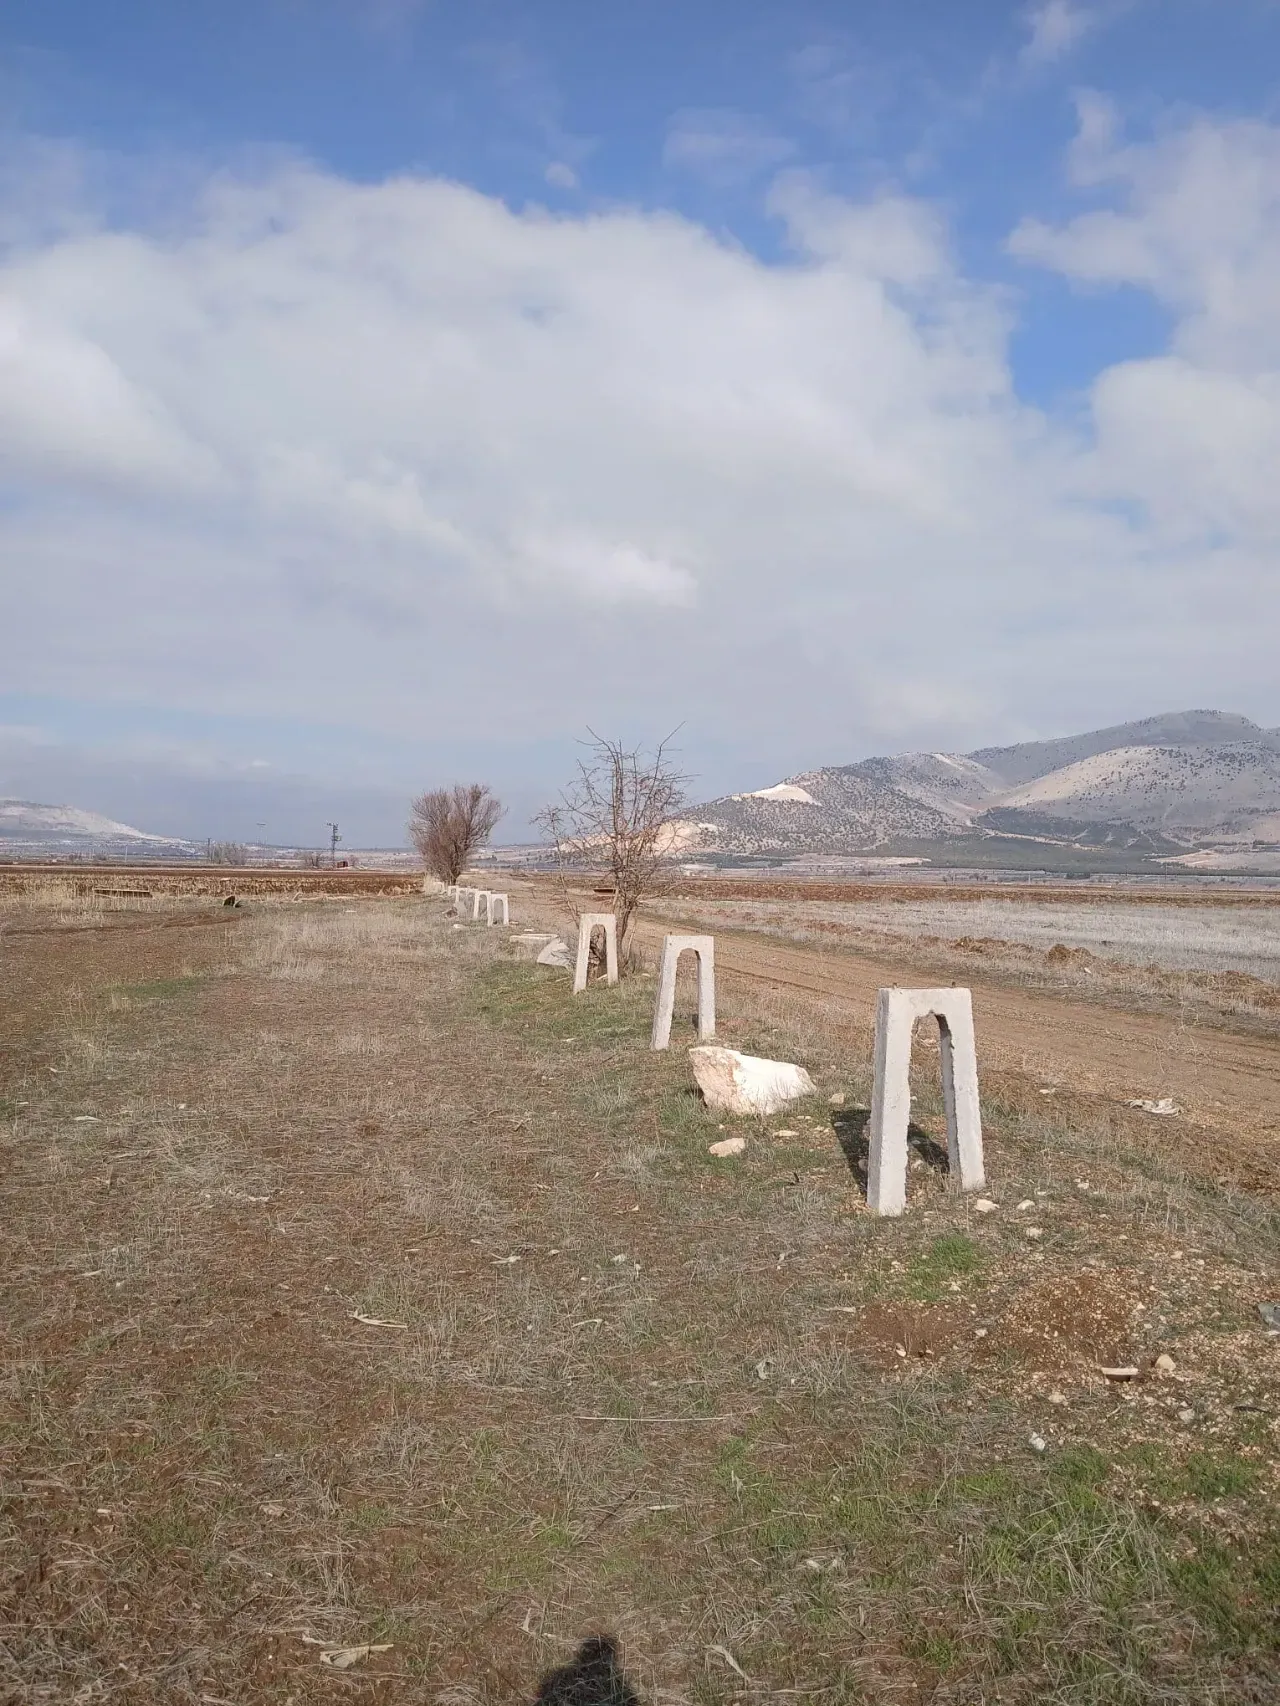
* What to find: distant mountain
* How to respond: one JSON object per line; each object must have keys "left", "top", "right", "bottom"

{"left": 970, "top": 710, "right": 1280, "bottom": 787}
{"left": 0, "top": 799, "right": 194, "bottom": 858}
{"left": 682, "top": 712, "right": 1280, "bottom": 857}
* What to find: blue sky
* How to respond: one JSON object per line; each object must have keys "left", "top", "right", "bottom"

{"left": 2, "top": 0, "right": 1279, "bottom": 842}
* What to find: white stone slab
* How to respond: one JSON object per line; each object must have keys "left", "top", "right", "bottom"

{"left": 689, "top": 1046, "right": 815, "bottom": 1116}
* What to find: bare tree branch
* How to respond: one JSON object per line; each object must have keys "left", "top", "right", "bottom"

{"left": 535, "top": 731, "right": 689, "bottom": 959}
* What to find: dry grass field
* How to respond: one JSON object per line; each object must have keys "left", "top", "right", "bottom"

{"left": 2, "top": 885, "right": 1279, "bottom": 1703}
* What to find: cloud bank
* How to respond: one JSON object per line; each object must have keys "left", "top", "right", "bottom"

{"left": 2, "top": 102, "right": 1278, "bottom": 830}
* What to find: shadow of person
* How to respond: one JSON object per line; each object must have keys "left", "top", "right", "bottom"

{"left": 533, "top": 1636, "right": 643, "bottom": 1706}
{"left": 831, "top": 1108, "right": 949, "bottom": 1189}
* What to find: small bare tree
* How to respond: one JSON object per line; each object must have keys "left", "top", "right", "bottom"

{"left": 408, "top": 783, "right": 503, "bottom": 883}
{"left": 536, "top": 731, "right": 689, "bottom": 959}
{"left": 205, "top": 840, "right": 248, "bottom": 866}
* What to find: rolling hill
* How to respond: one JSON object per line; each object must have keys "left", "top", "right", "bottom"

{"left": 683, "top": 710, "right": 1280, "bottom": 858}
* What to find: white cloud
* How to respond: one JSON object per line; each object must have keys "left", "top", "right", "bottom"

{"left": 663, "top": 109, "right": 797, "bottom": 187}
{"left": 1019, "top": 0, "right": 1097, "bottom": 69}
{"left": 1010, "top": 103, "right": 1280, "bottom": 544}
{"left": 544, "top": 161, "right": 579, "bottom": 190}
{"left": 1, "top": 129, "right": 1278, "bottom": 784}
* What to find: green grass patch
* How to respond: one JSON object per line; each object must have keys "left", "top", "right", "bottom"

{"left": 905, "top": 1231, "right": 983, "bottom": 1300}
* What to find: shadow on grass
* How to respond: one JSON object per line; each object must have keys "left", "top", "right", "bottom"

{"left": 831, "top": 1108, "right": 949, "bottom": 1189}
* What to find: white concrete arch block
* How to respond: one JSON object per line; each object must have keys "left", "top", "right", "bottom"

{"left": 867, "top": 987, "right": 985, "bottom": 1217}
{"left": 651, "top": 934, "right": 715, "bottom": 1050}
{"left": 470, "top": 889, "right": 487, "bottom": 922}
{"left": 485, "top": 892, "right": 509, "bottom": 926}
{"left": 573, "top": 913, "right": 619, "bottom": 994}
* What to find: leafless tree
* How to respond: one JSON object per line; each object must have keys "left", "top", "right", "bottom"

{"left": 205, "top": 840, "right": 248, "bottom": 866}
{"left": 536, "top": 731, "right": 689, "bottom": 959}
{"left": 408, "top": 783, "right": 504, "bottom": 883}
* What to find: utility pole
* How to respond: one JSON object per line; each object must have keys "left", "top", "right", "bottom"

{"left": 326, "top": 822, "right": 342, "bottom": 868}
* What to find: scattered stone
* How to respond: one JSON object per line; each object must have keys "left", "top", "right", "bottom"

{"left": 1178, "top": 1408, "right": 1196, "bottom": 1423}
{"left": 1100, "top": 1364, "right": 1141, "bottom": 1380}
{"left": 974, "top": 1327, "right": 989, "bottom": 1339}
{"left": 536, "top": 937, "right": 574, "bottom": 969}
{"left": 1048, "top": 1391, "right": 1067, "bottom": 1406}
{"left": 773, "top": 1129, "right": 798, "bottom": 1138}
{"left": 708, "top": 1135, "right": 747, "bottom": 1158}
{"left": 755, "top": 1358, "right": 775, "bottom": 1380}
{"left": 1258, "top": 1302, "right": 1280, "bottom": 1331}
{"left": 511, "top": 932, "right": 557, "bottom": 960}
{"left": 689, "top": 1047, "right": 816, "bottom": 1117}
{"left": 829, "top": 1092, "right": 845, "bottom": 1106}
{"left": 1017, "top": 1199, "right": 1035, "bottom": 1211}
{"left": 1028, "top": 1434, "right": 1047, "bottom": 1454}
{"left": 317, "top": 1644, "right": 393, "bottom": 1671}
{"left": 1126, "top": 1097, "right": 1182, "bottom": 1116}
{"left": 1025, "top": 1227, "right": 1044, "bottom": 1240}
{"left": 974, "top": 1199, "right": 999, "bottom": 1214}
{"left": 1154, "top": 1353, "right": 1177, "bottom": 1374}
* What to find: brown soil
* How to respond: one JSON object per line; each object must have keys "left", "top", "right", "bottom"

{"left": 0, "top": 865, "right": 422, "bottom": 898}
{"left": 3, "top": 895, "right": 1278, "bottom": 1703}
{"left": 662, "top": 878, "right": 1280, "bottom": 908}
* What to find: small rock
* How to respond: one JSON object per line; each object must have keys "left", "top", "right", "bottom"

{"left": 974, "top": 1198, "right": 999, "bottom": 1214}
{"left": 755, "top": 1358, "right": 775, "bottom": 1380}
{"left": 1028, "top": 1434, "right": 1047, "bottom": 1454}
{"left": 1178, "top": 1408, "right": 1196, "bottom": 1423}
{"left": 1048, "top": 1390, "right": 1067, "bottom": 1406}
{"left": 1025, "top": 1227, "right": 1044, "bottom": 1240}
{"left": 1100, "top": 1364, "right": 1140, "bottom": 1380}
{"left": 1154, "top": 1353, "right": 1177, "bottom": 1374}
{"left": 1258, "top": 1302, "right": 1280, "bottom": 1331}
{"left": 1126, "top": 1097, "right": 1181, "bottom": 1117}
{"left": 829, "top": 1093, "right": 845, "bottom": 1106}
{"left": 974, "top": 1327, "right": 988, "bottom": 1339}
{"left": 1017, "top": 1199, "right": 1035, "bottom": 1211}
{"left": 708, "top": 1135, "right": 747, "bottom": 1158}
{"left": 773, "top": 1129, "right": 798, "bottom": 1138}
{"left": 535, "top": 937, "right": 574, "bottom": 969}
{"left": 260, "top": 1502, "right": 287, "bottom": 1519}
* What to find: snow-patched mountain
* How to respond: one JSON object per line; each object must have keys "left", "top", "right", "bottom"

{"left": 685, "top": 711, "right": 1280, "bottom": 855}
{"left": 687, "top": 753, "right": 1005, "bottom": 854}
{"left": 0, "top": 799, "right": 193, "bottom": 857}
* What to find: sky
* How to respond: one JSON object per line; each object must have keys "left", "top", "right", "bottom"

{"left": 1, "top": 0, "right": 1279, "bottom": 846}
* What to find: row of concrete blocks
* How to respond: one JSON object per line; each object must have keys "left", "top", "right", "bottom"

{"left": 571, "top": 913, "right": 984, "bottom": 1219}
{"left": 448, "top": 884, "right": 509, "bottom": 926}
